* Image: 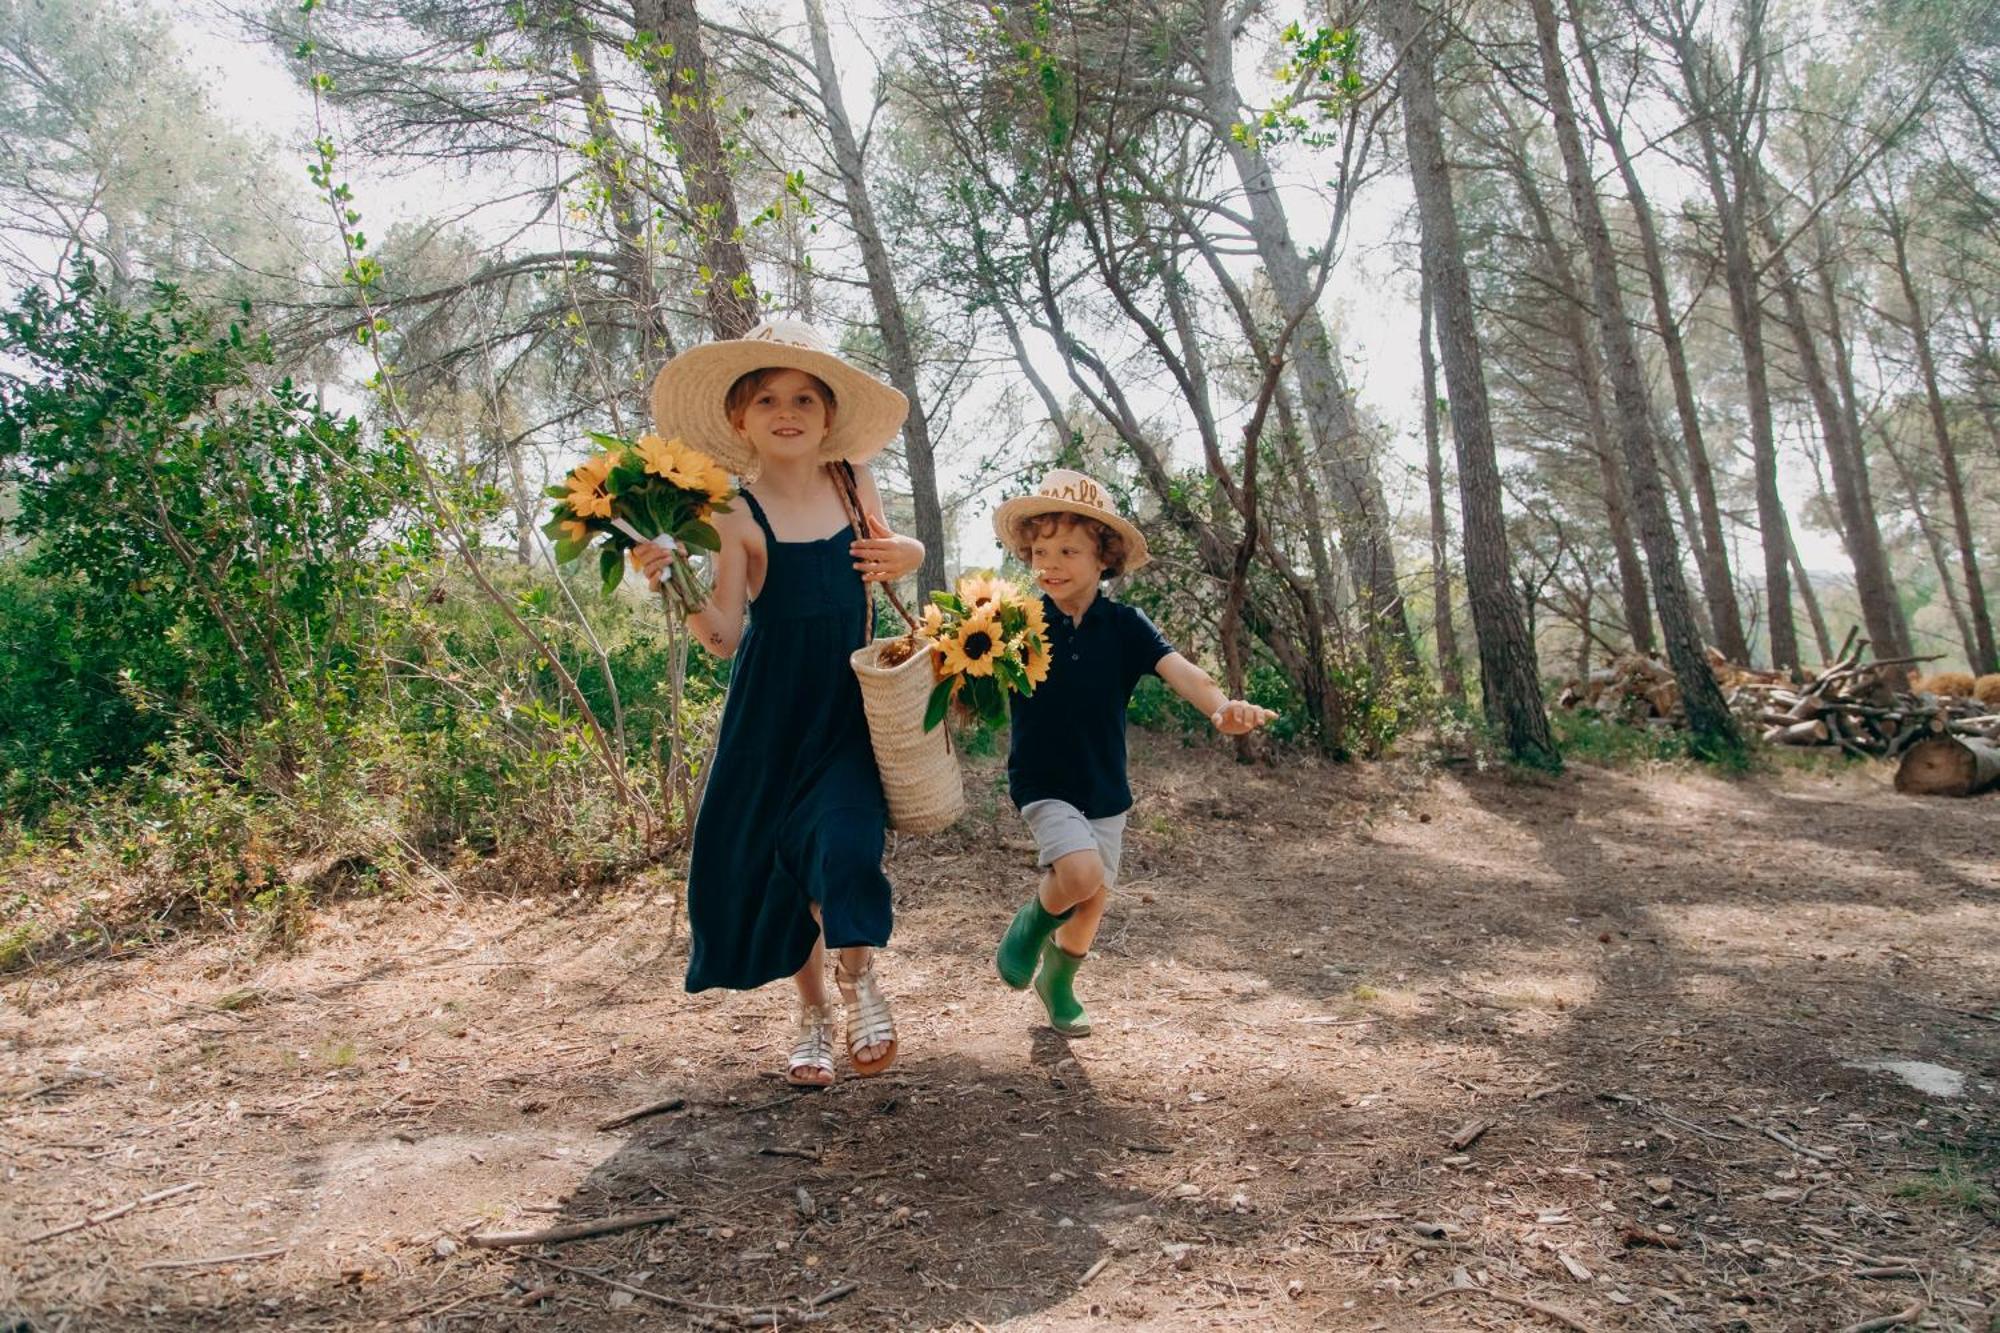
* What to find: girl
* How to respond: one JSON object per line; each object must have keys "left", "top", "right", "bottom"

{"left": 636, "top": 319, "right": 924, "bottom": 1085}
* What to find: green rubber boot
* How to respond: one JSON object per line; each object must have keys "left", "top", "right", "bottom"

{"left": 996, "top": 896, "right": 1072, "bottom": 989}
{"left": 1033, "top": 939, "right": 1091, "bottom": 1036}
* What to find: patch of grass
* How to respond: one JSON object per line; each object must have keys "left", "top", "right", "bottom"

{"left": 1894, "top": 1149, "right": 1999, "bottom": 1218}
{"left": 0, "top": 922, "right": 37, "bottom": 970}
{"left": 1550, "top": 706, "right": 1891, "bottom": 777}
{"left": 954, "top": 714, "right": 1007, "bottom": 759}
{"left": 1550, "top": 710, "right": 1693, "bottom": 767}
{"left": 1752, "top": 744, "right": 1860, "bottom": 779}
{"left": 322, "top": 1041, "right": 358, "bottom": 1069}
{"left": 215, "top": 987, "right": 267, "bottom": 1012}
{"left": 1489, "top": 989, "right": 1564, "bottom": 1011}
{"left": 1349, "top": 983, "right": 1381, "bottom": 1004}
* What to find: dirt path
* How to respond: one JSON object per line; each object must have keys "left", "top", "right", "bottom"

{"left": 5, "top": 738, "right": 1997, "bottom": 1331}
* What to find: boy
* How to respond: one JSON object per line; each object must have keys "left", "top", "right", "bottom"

{"left": 990, "top": 470, "right": 1275, "bottom": 1035}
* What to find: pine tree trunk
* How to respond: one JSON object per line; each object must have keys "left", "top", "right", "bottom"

{"left": 1881, "top": 422, "right": 1980, "bottom": 659}
{"left": 1387, "top": 0, "right": 1557, "bottom": 767}
{"left": 1813, "top": 206, "right": 1917, "bottom": 669}
{"left": 1750, "top": 174, "right": 1912, "bottom": 663}
{"left": 1419, "top": 268, "right": 1466, "bottom": 704}
{"left": 1530, "top": 0, "right": 1741, "bottom": 752}
{"left": 1275, "top": 386, "right": 1345, "bottom": 652}
{"left": 568, "top": 23, "right": 675, "bottom": 370}
{"left": 1501, "top": 147, "right": 1653, "bottom": 653}
{"left": 1888, "top": 215, "right": 1999, "bottom": 672}
{"left": 1201, "top": 0, "right": 1414, "bottom": 671}
{"left": 803, "top": 0, "right": 946, "bottom": 598}
{"left": 1786, "top": 527, "right": 1835, "bottom": 664}
{"left": 1667, "top": 18, "right": 1797, "bottom": 668}
{"left": 1566, "top": 0, "right": 1748, "bottom": 662}
{"left": 1653, "top": 421, "right": 1718, "bottom": 646}
{"left": 637, "top": 0, "right": 760, "bottom": 339}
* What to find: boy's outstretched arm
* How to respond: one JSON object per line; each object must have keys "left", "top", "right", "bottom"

{"left": 1155, "top": 653, "right": 1279, "bottom": 736}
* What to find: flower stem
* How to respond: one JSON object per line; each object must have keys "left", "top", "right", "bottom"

{"left": 665, "top": 557, "right": 709, "bottom": 615}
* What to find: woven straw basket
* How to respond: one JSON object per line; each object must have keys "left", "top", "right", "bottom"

{"left": 850, "top": 637, "right": 965, "bottom": 834}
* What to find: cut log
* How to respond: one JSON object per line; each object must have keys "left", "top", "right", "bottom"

{"left": 1762, "top": 719, "right": 1828, "bottom": 746}
{"left": 1895, "top": 736, "right": 2000, "bottom": 797}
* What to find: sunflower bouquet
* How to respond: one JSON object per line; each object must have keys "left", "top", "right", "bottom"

{"left": 914, "top": 572, "right": 1051, "bottom": 731}
{"left": 543, "top": 432, "right": 735, "bottom": 612}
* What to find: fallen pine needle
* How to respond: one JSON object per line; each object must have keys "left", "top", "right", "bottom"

{"left": 1415, "top": 1286, "right": 1601, "bottom": 1333}
{"left": 1836, "top": 1300, "right": 1926, "bottom": 1333}
{"left": 525, "top": 1255, "right": 855, "bottom": 1326}
{"left": 524, "top": 1256, "right": 746, "bottom": 1316}
{"left": 1727, "top": 1114, "right": 1836, "bottom": 1162}
{"left": 27, "top": 1182, "right": 202, "bottom": 1243}
{"left": 469, "top": 1208, "right": 679, "bottom": 1248}
{"left": 597, "top": 1095, "right": 687, "bottom": 1132}
{"left": 138, "top": 1245, "right": 288, "bottom": 1271}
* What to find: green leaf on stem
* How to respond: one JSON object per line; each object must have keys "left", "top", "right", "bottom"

{"left": 995, "top": 655, "right": 1027, "bottom": 695}
{"left": 678, "top": 520, "right": 722, "bottom": 552}
{"left": 923, "top": 677, "right": 956, "bottom": 732}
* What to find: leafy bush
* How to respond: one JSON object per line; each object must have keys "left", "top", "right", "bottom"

{"left": 0, "top": 564, "right": 158, "bottom": 819}
{"left": 0, "top": 267, "right": 727, "bottom": 967}
{"left": 0, "top": 262, "right": 421, "bottom": 793}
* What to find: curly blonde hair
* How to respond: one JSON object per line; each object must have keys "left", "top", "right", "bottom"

{"left": 1011, "top": 511, "right": 1131, "bottom": 579}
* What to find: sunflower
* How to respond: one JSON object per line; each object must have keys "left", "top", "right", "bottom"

{"left": 1021, "top": 593, "right": 1048, "bottom": 638}
{"left": 1020, "top": 630, "right": 1051, "bottom": 688}
{"left": 938, "top": 606, "right": 1003, "bottom": 678}
{"left": 699, "top": 458, "right": 734, "bottom": 506}
{"left": 564, "top": 451, "right": 617, "bottom": 519}
{"left": 633, "top": 433, "right": 681, "bottom": 478}
{"left": 956, "top": 571, "right": 1017, "bottom": 612}
{"left": 636, "top": 433, "right": 712, "bottom": 492}
{"left": 917, "top": 603, "right": 946, "bottom": 640}
{"left": 558, "top": 515, "right": 592, "bottom": 547}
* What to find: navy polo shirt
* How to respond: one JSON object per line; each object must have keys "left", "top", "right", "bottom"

{"left": 1007, "top": 592, "right": 1175, "bottom": 818}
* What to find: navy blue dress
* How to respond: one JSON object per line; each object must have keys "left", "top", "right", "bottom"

{"left": 683, "top": 489, "right": 893, "bottom": 993}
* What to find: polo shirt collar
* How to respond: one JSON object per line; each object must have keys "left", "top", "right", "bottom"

{"left": 1044, "top": 590, "right": 1104, "bottom": 629}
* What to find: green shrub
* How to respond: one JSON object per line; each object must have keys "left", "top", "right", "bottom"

{"left": 0, "top": 262, "right": 421, "bottom": 796}
{"left": 1550, "top": 708, "right": 1691, "bottom": 766}
{"left": 0, "top": 564, "right": 162, "bottom": 819}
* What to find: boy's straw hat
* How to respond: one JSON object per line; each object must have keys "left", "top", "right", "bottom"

{"left": 993, "top": 469, "right": 1150, "bottom": 573}
{"left": 649, "top": 318, "right": 909, "bottom": 477}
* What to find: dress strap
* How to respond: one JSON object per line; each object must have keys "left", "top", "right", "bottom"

{"left": 738, "top": 488, "right": 778, "bottom": 544}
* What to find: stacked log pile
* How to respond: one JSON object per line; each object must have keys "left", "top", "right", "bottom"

{"left": 1557, "top": 632, "right": 2000, "bottom": 777}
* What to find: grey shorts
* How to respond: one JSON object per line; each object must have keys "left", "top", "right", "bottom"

{"left": 1020, "top": 798, "right": 1126, "bottom": 888}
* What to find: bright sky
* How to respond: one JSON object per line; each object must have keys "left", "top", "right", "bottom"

{"left": 178, "top": 0, "right": 1850, "bottom": 582}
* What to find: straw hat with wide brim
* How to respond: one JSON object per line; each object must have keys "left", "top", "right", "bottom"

{"left": 648, "top": 318, "right": 909, "bottom": 478}
{"left": 992, "top": 469, "right": 1150, "bottom": 574}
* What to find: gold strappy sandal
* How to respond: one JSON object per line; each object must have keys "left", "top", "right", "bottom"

{"left": 786, "top": 1000, "right": 838, "bottom": 1087}
{"left": 834, "top": 958, "right": 898, "bottom": 1077}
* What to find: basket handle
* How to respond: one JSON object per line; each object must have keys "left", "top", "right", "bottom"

{"left": 830, "top": 460, "right": 918, "bottom": 634}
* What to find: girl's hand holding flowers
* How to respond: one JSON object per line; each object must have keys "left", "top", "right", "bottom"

{"left": 543, "top": 431, "right": 734, "bottom": 613}
{"left": 633, "top": 536, "right": 692, "bottom": 602}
